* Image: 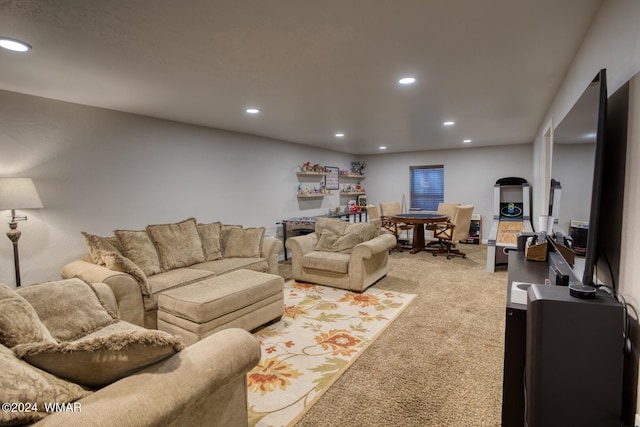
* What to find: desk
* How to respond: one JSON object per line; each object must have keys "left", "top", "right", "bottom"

{"left": 391, "top": 213, "right": 449, "bottom": 254}
{"left": 279, "top": 211, "right": 368, "bottom": 260}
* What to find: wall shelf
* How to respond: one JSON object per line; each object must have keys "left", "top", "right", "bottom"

{"left": 296, "top": 172, "right": 328, "bottom": 177}
{"left": 297, "top": 194, "right": 326, "bottom": 199}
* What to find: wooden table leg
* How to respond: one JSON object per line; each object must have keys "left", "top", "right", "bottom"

{"left": 410, "top": 224, "right": 426, "bottom": 253}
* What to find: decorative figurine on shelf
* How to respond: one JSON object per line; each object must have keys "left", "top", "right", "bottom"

{"left": 351, "top": 161, "right": 366, "bottom": 176}
{"left": 300, "top": 162, "right": 313, "bottom": 172}
{"left": 348, "top": 200, "right": 361, "bottom": 213}
{"left": 312, "top": 164, "right": 324, "bottom": 173}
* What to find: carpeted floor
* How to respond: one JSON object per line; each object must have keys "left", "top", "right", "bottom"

{"left": 279, "top": 243, "right": 508, "bottom": 427}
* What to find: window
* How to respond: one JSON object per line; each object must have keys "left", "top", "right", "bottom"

{"left": 410, "top": 165, "right": 444, "bottom": 210}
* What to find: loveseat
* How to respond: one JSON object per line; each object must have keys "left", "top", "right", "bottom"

{"left": 61, "top": 218, "right": 282, "bottom": 329}
{"left": 285, "top": 218, "right": 397, "bottom": 292}
{"left": 0, "top": 278, "right": 260, "bottom": 426}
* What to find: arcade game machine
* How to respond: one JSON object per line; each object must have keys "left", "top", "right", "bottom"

{"left": 486, "top": 177, "right": 534, "bottom": 272}
{"left": 548, "top": 179, "right": 561, "bottom": 226}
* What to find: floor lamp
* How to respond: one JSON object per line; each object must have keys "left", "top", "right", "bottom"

{"left": 0, "top": 178, "right": 43, "bottom": 287}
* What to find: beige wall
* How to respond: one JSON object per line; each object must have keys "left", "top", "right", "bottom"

{"left": 362, "top": 143, "right": 533, "bottom": 242}
{"left": 0, "top": 90, "right": 355, "bottom": 286}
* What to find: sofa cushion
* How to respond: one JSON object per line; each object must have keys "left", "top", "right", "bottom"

{"left": 13, "top": 329, "right": 185, "bottom": 388}
{"left": 190, "top": 257, "right": 269, "bottom": 275}
{"left": 98, "top": 250, "right": 151, "bottom": 297}
{"left": 0, "top": 283, "right": 56, "bottom": 348}
{"left": 222, "top": 227, "right": 265, "bottom": 258}
{"left": 302, "top": 251, "right": 351, "bottom": 274}
{"left": 0, "top": 343, "right": 91, "bottom": 425}
{"left": 17, "top": 278, "right": 118, "bottom": 342}
{"left": 114, "top": 229, "right": 162, "bottom": 276}
{"left": 147, "top": 268, "right": 214, "bottom": 296}
{"left": 197, "top": 221, "right": 223, "bottom": 261}
{"left": 147, "top": 218, "right": 206, "bottom": 270}
{"left": 81, "top": 231, "right": 122, "bottom": 265}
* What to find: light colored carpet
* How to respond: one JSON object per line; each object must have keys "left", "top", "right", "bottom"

{"left": 248, "top": 282, "right": 416, "bottom": 427}
{"left": 280, "top": 243, "right": 508, "bottom": 427}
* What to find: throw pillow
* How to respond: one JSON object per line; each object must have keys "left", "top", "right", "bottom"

{"left": 345, "top": 219, "right": 382, "bottom": 242}
{"left": 0, "top": 343, "right": 91, "bottom": 425}
{"left": 315, "top": 217, "right": 350, "bottom": 236}
{"left": 13, "top": 330, "right": 185, "bottom": 388}
{"left": 16, "top": 278, "right": 118, "bottom": 342}
{"left": 197, "top": 221, "right": 223, "bottom": 261}
{"left": 0, "top": 284, "right": 56, "bottom": 348}
{"left": 81, "top": 231, "right": 122, "bottom": 266}
{"left": 97, "top": 250, "right": 151, "bottom": 297}
{"left": 147, "top": 217, "right": 205, "bottom": 270}
{"left": 220, "top": 224, "right": 243, "bottom": 250}
{"left": 315, "top": 230, "right": 363, "bottom": 253}
{"left": 222, "top": 227, "right": 265, "bottom": 258}
{"left": 114, "top": 229, "right": 162, "bottom": 276}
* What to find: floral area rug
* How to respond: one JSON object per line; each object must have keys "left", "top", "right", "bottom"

{"left": 247, "top": 281, "right": 416, "bottom": 427}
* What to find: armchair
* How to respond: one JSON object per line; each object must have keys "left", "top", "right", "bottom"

{"left": 432, "top": 204, "right": 474, "bottom": 259}
{"left": 285, "top": 218, "right": 397, "bottom": 292}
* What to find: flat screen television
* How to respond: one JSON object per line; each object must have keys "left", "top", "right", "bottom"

{"left": 550, "top": 68, "right": 629, "bottom": 290}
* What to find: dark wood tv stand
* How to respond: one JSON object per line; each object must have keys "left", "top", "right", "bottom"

{"left": 502, "top": 250, "right": 548, "bottom": 426}
{"left": 502, "top": 250, "right": 624, "bottom": 427}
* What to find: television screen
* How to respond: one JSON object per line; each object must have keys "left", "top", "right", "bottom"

{"left": 550, "top": 69, "right": 629, "bottom": 289}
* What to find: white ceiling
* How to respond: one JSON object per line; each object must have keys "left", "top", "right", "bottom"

{"left": 0, "top": 0, "right": 603, "bottom": 155}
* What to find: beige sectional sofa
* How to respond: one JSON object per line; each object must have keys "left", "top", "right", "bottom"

{"left": 1, "top": 278, "right": 260, "bottom": 427}
{"left": 286, "top": 217, "right": 397, "bottom": 292}
{"left": 61, "top": 218, "right": 282, "bottom": 329}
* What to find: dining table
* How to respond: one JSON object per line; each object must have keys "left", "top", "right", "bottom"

{"left": 391, "top": 212, "right": 450, "bottom": 254}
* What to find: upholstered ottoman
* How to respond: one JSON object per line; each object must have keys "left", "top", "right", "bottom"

{"left": 157, "top": 269, "right": 284, "bottom": 345}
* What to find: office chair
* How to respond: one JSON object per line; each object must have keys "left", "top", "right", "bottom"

{"left": 432, "top": 204, "right": 474, "bottom": 259}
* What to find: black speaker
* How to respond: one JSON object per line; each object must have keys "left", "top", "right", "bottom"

{"left": 525, "top": 285, "right": 623, "bottom": 427}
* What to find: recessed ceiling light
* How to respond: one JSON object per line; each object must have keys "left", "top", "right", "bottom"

{"left": 246, "top": 108, "right": 260, "bottom": 114}
{"left": 0, "top": 37, "right": 31, "bottom": 52}
{"left": 398, "top": 77, "right": 416, "bottom": 85}
{"left": 443, "top": 121, "right": 455, "bottom": 126}
{"left": 379, "top": 146, "right": 387, "bottom": 150}
{"left": 463, "top": 139, "right": 472, "bottom": 144}
{"left": 335, "top": 133, "right": 344, "bottom": 138}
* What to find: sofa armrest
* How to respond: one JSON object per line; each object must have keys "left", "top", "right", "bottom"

{"left": 261, "top": 236, "right": 283, "bottom": 274}
{"left": 35, "top": 328, "right": 261, "bottom": 427}
{"left": 89, "top": 282, "right": 120, "bottom": 318}
{"left": 285, "top": 233, "right": 318, "bottom": 257}
{"left": 61, "top": 260, "right": 144, "bottom": 326}
{"left": 350, "top": 233, "right": 398, "bottom": 260}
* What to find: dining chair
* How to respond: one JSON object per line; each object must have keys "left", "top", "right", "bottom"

{"left": 379, "top": 201, "right": 412, "bottom": 250}
{"left": 432, "top": 204, "right": 474, "bottom": 259}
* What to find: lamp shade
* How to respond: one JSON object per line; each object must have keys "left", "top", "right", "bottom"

{"left": 0, "top": 178, "right": 44, "bottom": 210}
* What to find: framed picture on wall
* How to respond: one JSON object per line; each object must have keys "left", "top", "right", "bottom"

{"left": 324, "top": 166, "right": 339, "bottom": 190}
